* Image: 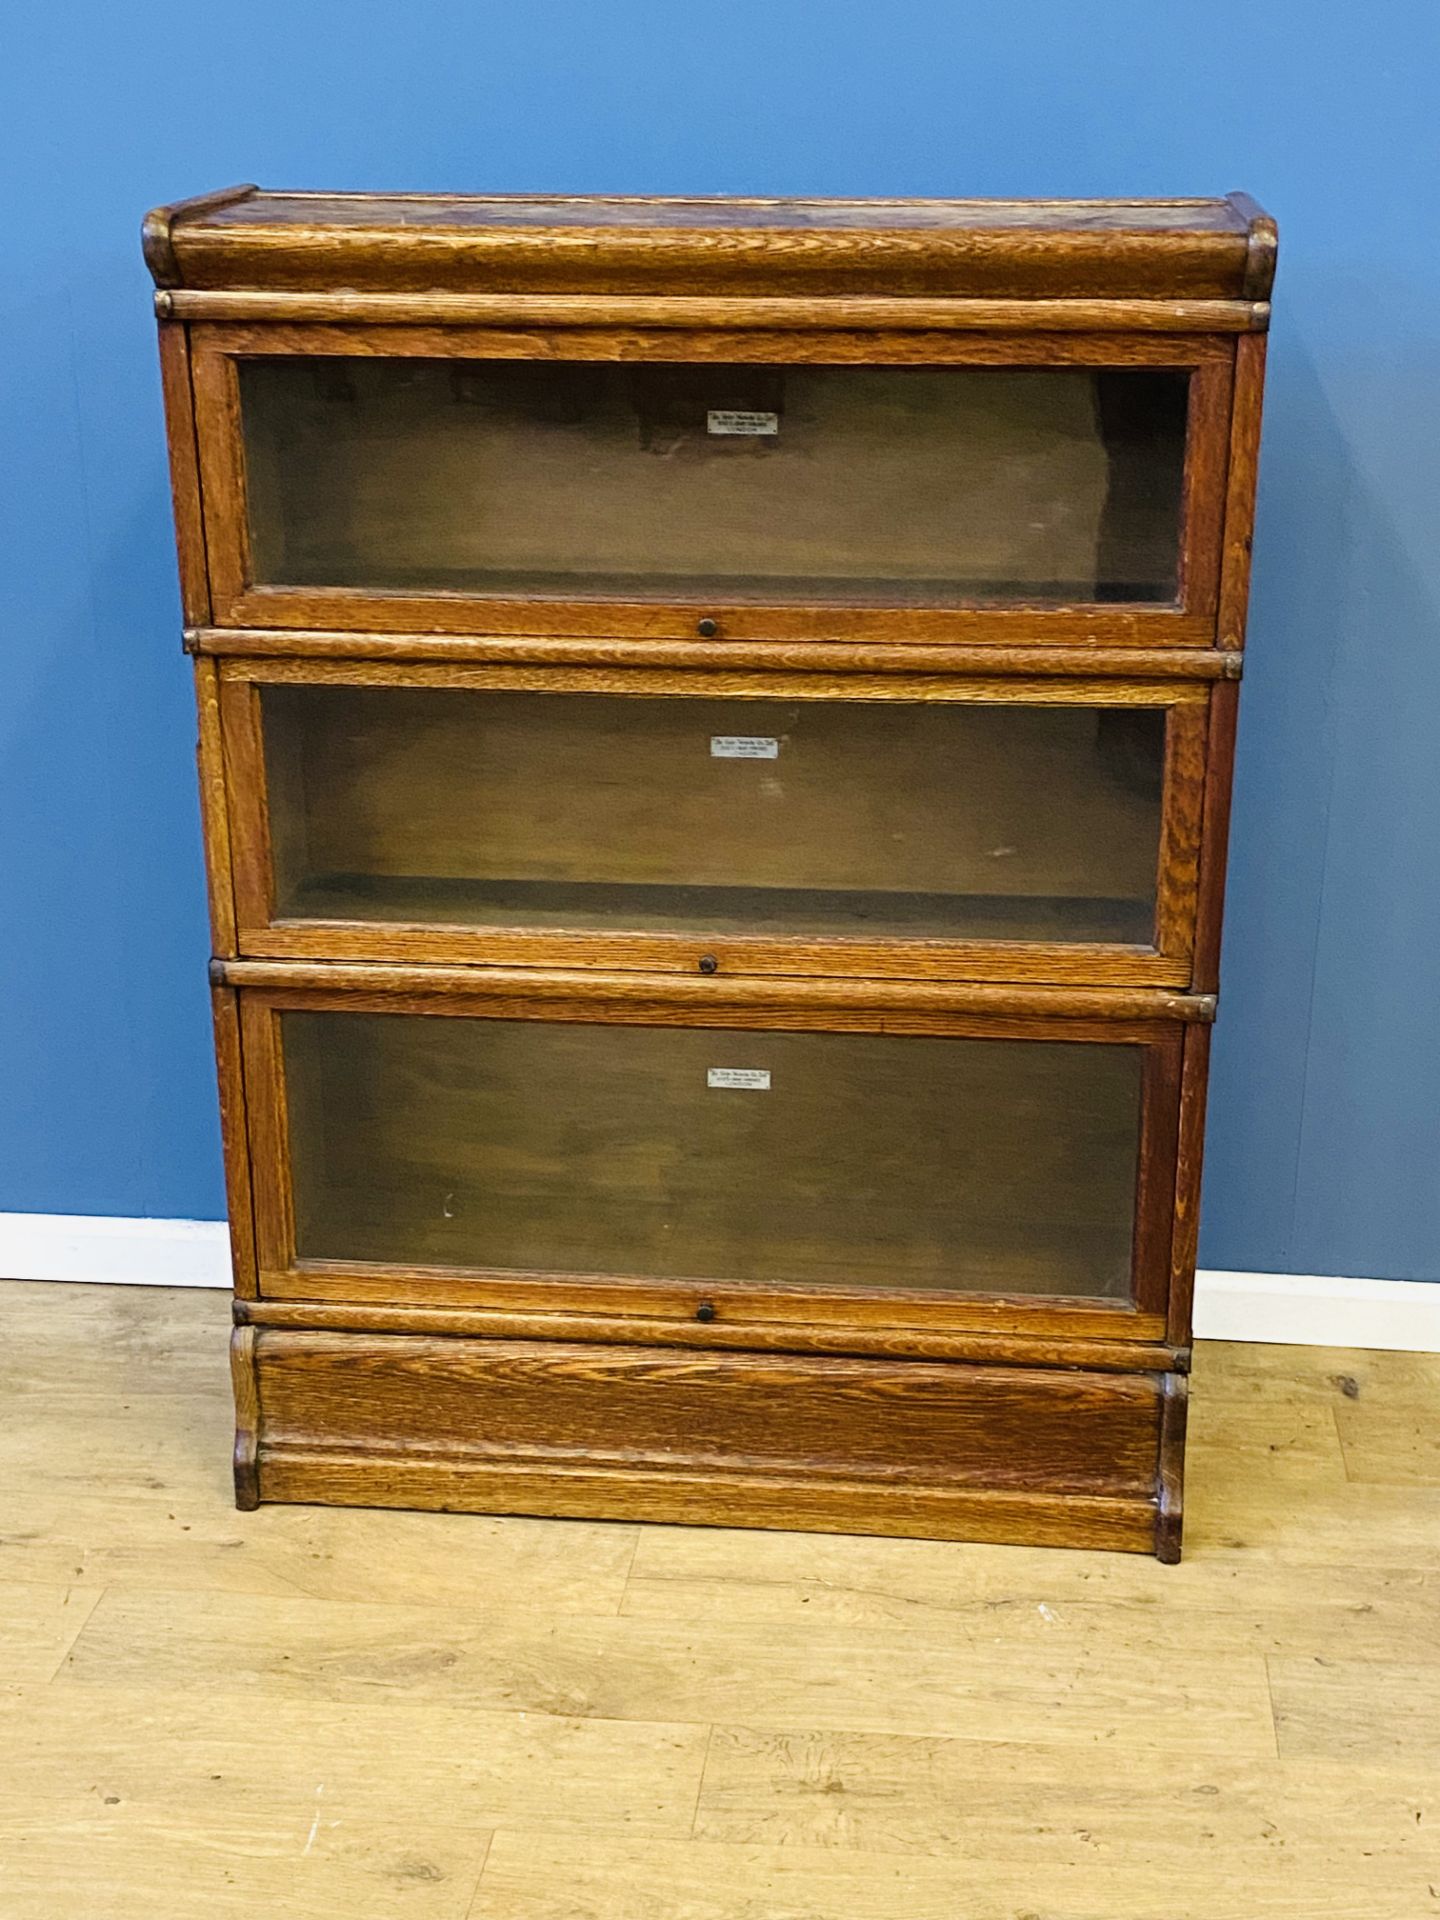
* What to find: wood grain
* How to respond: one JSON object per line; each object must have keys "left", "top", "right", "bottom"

{"left": 234, "top": 1296, "right": 1185, "bottom": 1374}
{"left": 155, "top": 323, "right": 210, "bottom": 625}
{"left": 1192, "top": 676, "right": 1241, "bottom": 991}
{"left": 0, "top": 1823, "right": 492, "bottom": 1920}
{"left": 220, "top": 652, "right": 1212, "bottom": 701}
{"left": 166, "top": 286, "right": 1270, "bottom": 330}
{"left": 229, "top": 1324, "right": 260, "bottom": 1508}
{"left": 691, "top": 1729, "right": 1431, "bottom": 1860}
{"left": 1167, "top": 1020, "right": 1213, "bottom": 1344}
{"left": 208, "top": 984, "right": 255, "bottom": 1298}
{"left": 250, "top": 1270, "right": 1170, "bottom": 1345}
{"left": 262, "top": 1456, "right": 1161, "bottom": 1553}
{"left": 1217, "top": 331, "right": 1269, "bottom": 648}
{"left": 242, "top": 1331, "right": 1171, "bottom": 1553}
{"left": 238, "top": 924, "right": 1194, "bottom": 989}
{"left": 1155, "top": 1369, "right": 1190, "bottom": 1562}
{"left": 0, "top": 1486, "right": 637, "bottom": 1614}
{"left": 622, "top": 1533, "right": 1440, "bottom": 1667}
{"left": 216, "top": 957, "right": 1216, "bottom": 1021}
{"left": 1175, "top": 356, "right": 1233, "bottom": 625}
{"left": 190, "top": 625, "right": 1243, "bottom": 677}
{"left": 191, "top": 657, "right": 236, "bottom": 952}
{"left": 195, "top": 319, "right": 1236, "bottom": 366}
{"left": 146, "top": 190, "right": 1269, "bottom": 301}
{"left": 467, "top": 1826, "right": 1440, "bottom": 1919}
{"left": 141, "top": 183, "right": 257, "bottom": 287}
{"left": 217, "top": 584, "right": 1228, "bottom": 647}
{"left": 0, "top": 1272, "right": 226, "bottom": 1398}
{"left": 251, "top": 1336, "right": 1169, "bottom": 1493}
{"left": 5, "top": 1675, "right": 706, "bottom": 1832}
{"left": 1227, "top": 190, "right": 1281, "bottom": 301}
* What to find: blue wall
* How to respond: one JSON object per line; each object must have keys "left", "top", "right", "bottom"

{"left": 4, "top": 2, "right": 1438, "bottom": 1278}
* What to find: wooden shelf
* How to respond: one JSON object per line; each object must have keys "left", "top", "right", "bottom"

{"left": 280, "top": 874, "right": 1157, "bottom": 946}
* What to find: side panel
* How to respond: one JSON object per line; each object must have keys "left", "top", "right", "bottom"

{"left": 155, "top": 320, "right": 211, "bottom": 626}
{"left": 209, "top": 984, "right": 257, "bottom": 1299}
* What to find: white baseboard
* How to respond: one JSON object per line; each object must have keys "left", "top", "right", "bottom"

{"left": 0, "top": 1212, "right": 232, "bottom": 1290}
{"left": 2, "top": 1213, "right": 1438, "bottom": 1353}
{"left": 1190, "top": 1268, "right": 1440, "bottom": 1352}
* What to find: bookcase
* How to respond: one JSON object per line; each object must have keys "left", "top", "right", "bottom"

{"left": 146, "top": 187, "right": 1274, "bottom": 1558}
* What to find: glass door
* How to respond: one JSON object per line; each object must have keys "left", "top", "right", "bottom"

{"left": 221, "top": 663, "right": 1207, "bottom": 985}
{"left": 240, "top": 986, "right": 1184, "bottom": 1338}
{"left": 190, "top": 326, "right": 1233, "bottom": 643}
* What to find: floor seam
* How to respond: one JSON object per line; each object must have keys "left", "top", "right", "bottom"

{"left": 687, "top": 1724, "right": 718, "bottom": 1838}
{"left": 615, "top": 1524, "right": 645, "bottom": 1617}
{"left": 41, "top": 1582, "right": 107, "bottom": 1684}
{"left": 460, "top": 1830, "right": 496, "bottom": 1917}
{"left": 1262, "top": 1651, "right": 1283, "bottom": 1762}
{"left": 1330, "top": 1400, "right": 1354, "bottom": 1482}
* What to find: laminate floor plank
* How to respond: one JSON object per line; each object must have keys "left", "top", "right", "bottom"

{"left": 0, "top": 1486, "right": 637, "bottom": 1611}
{"left": 0, "top": 1392, "right": 233, "bottom": 1505}
{"left": 53, "top": 1584, "right": 1278, "bottom": 1754}
{"left": 1, "top": 1681, "right": 707, "bottom": 1837}
{"left": 1333, "top": 1405, "right": 1440, "bottom": 1486}
{"left": 466, "top": 1827, "right": 1440, "bottom": 1920}
{"left": 1194, "top": 1340, "right": 1440, "bottom": 1406}
{"left": 693, "top": 1726, "right": 1439, "bottom": 1861}
{"left": 0, "top": 1280, "right": 230, "bottom": 1399}
{"left": 1269, "top": 1656, "right": 1440, "bottom": 1768}
{"left": 623, "top": 1540, "right": 1440, "bottom": 1662}
{"left": 0, "top": 1826, "right": 491, "bottom": 1920}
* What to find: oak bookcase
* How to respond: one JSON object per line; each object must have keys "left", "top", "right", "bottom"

{"left": 145, "top": 188, "right": 1274, "bottom": 1559}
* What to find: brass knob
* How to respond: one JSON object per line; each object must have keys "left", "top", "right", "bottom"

{"left": 696, "top": 617, "right": 719, "bottom": 638}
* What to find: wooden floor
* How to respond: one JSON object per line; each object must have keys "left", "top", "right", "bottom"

{"left": 3, "top": 1280, "right": 1439, "bottom": 1918}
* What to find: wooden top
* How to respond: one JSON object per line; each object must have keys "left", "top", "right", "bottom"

{"left": 143, "top": 187, "right": 1276, "bottom": 303}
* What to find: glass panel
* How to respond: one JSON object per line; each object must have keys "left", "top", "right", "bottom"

{"left": 240, "top": 359, "right": 1189, "bottom": 606}
{"left": 262, "top": 687, "right": 1164, "bottom": 946}
{"left": 282, "top": 1013, "right": 1143, "bottom": 1301}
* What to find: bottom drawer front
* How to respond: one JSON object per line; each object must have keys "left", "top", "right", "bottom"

{"left": 247, "top": 1332, "right": 1174, "bottom": 1552}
